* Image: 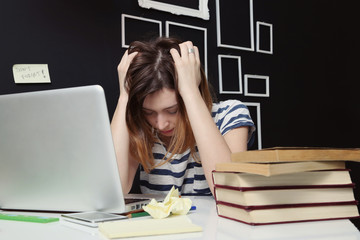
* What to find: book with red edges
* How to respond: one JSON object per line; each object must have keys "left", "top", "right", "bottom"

{"left": 214, "top": 184, "right": 356, "bottom": 207}
{"left": 212, "top": 169, "right": 360, "bottom": 225}
{"left": 216, "top": 201, "right": 360, "bottom": 225}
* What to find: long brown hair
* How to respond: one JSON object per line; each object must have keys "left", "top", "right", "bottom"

{"left": 125, "top": 37, "right": 213, "bottom": 172}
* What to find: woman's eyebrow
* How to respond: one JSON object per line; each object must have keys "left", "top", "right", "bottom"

{"left": 164, "top": 104, "right": 178, "bottom": 110}
{"left": 142, "top": 104, "right": 178, "bottom": 111}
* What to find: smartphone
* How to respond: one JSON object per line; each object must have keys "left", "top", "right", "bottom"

{"left": 61, "top": 211, "right": 127, "bottom": 227}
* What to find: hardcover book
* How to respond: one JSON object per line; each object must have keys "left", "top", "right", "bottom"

{"left": 231, "top": 147, "right": 360, "bottom": 163}
{"left": 214, "top": 184, "right": 356, "bottom": 207}
{"left": 212, "top": 170, "right": 353, "bottom": 188}
{"left": 216, "top": 201, "right": 360, "bottom": 225}
{"left": 215, "top": 161, "right": 345, "bottom": 176}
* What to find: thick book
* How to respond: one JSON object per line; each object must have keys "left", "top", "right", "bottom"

{"left": 212, "top": 170, "right": 352, "bottom": 188}
{"left": 216, "top": 201, "right": 360, "bottom": 225}
{"left": 231, "top": 147, "right": 360, "bottom": 163}
{"left": 214, "top": 184, "right": 356, "bottom": 207}
{"left": 215, "top": 161, "right": 345, "bottom": 176}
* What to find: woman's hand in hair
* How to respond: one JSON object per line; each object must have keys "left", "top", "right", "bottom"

{"left": 117, "top": 50, "right": 138, "bottom": 96}
{"left": 170, "top": 41, "right": 201, "bottom": 96}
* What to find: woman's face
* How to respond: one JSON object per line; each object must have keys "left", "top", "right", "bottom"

{"left": 142, "top": 88, "right": 179, "bottom": 138}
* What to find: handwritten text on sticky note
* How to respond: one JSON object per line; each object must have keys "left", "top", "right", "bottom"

{"left": 13, "top": 64, "right": 51, "bottom": 84}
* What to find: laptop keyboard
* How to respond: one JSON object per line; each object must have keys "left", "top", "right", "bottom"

{"left": 124, "top": 198, "right": 148, "bottom": 204}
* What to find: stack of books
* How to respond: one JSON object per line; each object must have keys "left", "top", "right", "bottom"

{"left": 212, "top": 147, "right": 360, "bottom": 225}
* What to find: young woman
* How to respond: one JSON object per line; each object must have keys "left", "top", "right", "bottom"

{"left": 111, "top": 37, "right": 255, "bottom": 196}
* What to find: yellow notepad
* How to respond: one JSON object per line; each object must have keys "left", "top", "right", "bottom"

{"left": 98, "top": 215, "right": 202, "bottom": 238}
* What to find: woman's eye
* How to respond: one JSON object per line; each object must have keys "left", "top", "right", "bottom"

{"left": 168, "top": 109, "right": 178, "bottom": 114}
{"left": 143, "top": 111, "right": 154, "bottom": 116}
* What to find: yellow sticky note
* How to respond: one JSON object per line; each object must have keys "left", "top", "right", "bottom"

{"left": 12, "top": 64, "right": 51, "bottom": 84}
{"left": 99, "top": 215, "right": 202, "bottom": 239}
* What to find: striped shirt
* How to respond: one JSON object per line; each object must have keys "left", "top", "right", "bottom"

{"left": 139, "top": 100, "right": 255, "bottom": 196}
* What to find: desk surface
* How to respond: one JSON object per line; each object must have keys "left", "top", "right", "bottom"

{"left": 1, "top": 196, "right": 360, "bottom": 240}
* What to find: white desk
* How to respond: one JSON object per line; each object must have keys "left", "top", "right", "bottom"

{"left": 1, "top": 196, "right": 360, "bottom": 240}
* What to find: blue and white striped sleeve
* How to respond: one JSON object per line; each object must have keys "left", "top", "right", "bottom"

{"left": 212, "top": 100, "right": 255, "bottom": 141}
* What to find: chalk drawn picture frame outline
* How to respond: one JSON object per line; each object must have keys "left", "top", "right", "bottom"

{"left": 138, "top": 0, "right": 210, "bottom": 20}
{"left": 256, "top": 21, "right": 273, "bottom": 54}
{"left": 244, "top": 74, "right": 270, "bottom": 97}
{"left": 216, "top": 0, "right": 254, "bottom": 51}
{"left": 243, "top": 102, "right": 262, "bottom": 150}
{"left": 121, "top": 14, "right": 162, "bottom": 48}
{"left": 218, "top": 55, "right": 243, "bottom": 94}
{"left": 166, "top": 21, "right": 208, "bottom": 78}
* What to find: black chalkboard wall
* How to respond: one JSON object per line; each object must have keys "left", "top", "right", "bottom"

{"left": 1, "top": 0, "right": 359, "bottom": 228}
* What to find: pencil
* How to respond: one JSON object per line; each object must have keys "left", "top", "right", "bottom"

{"left": 127, "top": 211, "right": 150, "bottom": 218}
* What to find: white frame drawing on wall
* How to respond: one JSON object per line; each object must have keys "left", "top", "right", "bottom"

{"left": 218, "top": 55, "right": 243, "bottom": 94}
{"left": 243, "top": 102, "right": 262, "bottom": 150}
{"left": 165, "top": 21, "right": 208, "bottom": 78}
{"left": 121, "top": 14, "right": 162, "bottom": 48}
{"left": 216, "top": 0, "right": 254, "bottom": 51}
{"left": 256, "top": 21, "right": 273, "bottom": 54}
{"left": 244, "top": 74, "right": 270, "bottom": 97}
{"left": 138, "top": 0, "right": 210, "bottom": 20}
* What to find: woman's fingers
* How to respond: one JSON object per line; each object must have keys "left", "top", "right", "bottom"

{"left": 117, "top": 50, "right": 138, "bottom": 94}
{"left": 170, "top": 41, "right": 202, "bottom": 95}
{"left": 193, "top": 46, "right": 200, "bottom": 64}
{"left": 170, "top": 48, "right": 181, "bottom": 62}
{"left": 118, "top": 50, "right": 138, "bottom": 71}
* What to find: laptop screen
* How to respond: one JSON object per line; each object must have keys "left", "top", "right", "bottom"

{"left": 0, "top": 85, "right": 127, "bottom": 213}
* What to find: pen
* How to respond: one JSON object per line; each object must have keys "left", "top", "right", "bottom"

{"left": 127, "top": 205, "right": 197, "bottom": 218}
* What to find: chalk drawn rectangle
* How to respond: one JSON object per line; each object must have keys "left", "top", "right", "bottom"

{"left": 121, "top": 14, "right": 162, "bottom": 48}
{"left": 166, "top": 21, "right": 208, "bottom": 77}
{"left": 244, "top": 74, "right": 270, "bottom": 97}
{"left": 218, "top": 55, "right": 242, "bottom": 94}
{"left": 216, "top": 0, "right": 254, "bottom": 51}
{"left": 256, "top": 21, "right": 273, "bottom": 54}
{"left": 243, "top": 102, "right": 262, "bottom": 150}
{"left": 138, "top": 0, "right": 210, "bottom": 20}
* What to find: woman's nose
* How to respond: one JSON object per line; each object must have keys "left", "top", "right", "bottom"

{"left": 156, "top": 114, "right": 169, "bottom": 130}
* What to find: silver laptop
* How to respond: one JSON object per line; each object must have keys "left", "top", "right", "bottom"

{"left": 0, "top": 85, "right": 155, "bottom": 213}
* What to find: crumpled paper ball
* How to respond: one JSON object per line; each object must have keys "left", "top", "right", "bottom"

{"left": 142, "top": 186, "right": 192, "bottom": 219}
